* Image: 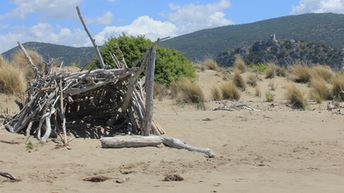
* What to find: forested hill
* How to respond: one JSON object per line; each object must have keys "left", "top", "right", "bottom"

{"left": 160, "top": 13, "right": 344, "bottom": 60}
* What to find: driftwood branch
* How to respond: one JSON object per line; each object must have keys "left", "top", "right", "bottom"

{"left": 17, "top": 41, "right": 40, "bottom": 79}
{"left": 0, "top": 171, "right": 20, "bottom": 181}
{"left": 76, "top": 6, "right": 106, "bottom": 69}
{"left": 100, "top": 135, "right": 215, "bottom": 158}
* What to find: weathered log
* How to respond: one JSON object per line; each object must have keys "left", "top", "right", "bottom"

{"left": 100, "top": 135, "right": 162, "bottom": 148}
{"left": 100, "top": 135, "right": 215, "bottom": 158}
{"left": 143, "top": 46, "right": 156, "bottom": 135}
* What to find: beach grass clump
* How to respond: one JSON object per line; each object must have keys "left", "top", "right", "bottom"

{"left": 220, "top": 81, "right": 240, "bottom": 100}
{"left": 310, "top": 78, "right": 331, "bottom": 103}
{"left": 172, "top": 78, "right": 205, "bottom": 108}
{"left": 233, "top": 71, "right": 246, "bottom": 90}
{"left": 285, "top": 83, "right": 307, "bottom": 109}
{"left": 233, "top": 55, "right": 247, "bottom": 73}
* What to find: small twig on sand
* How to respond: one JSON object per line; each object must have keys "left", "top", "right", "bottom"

{"left": 0, "top": 171, "right": 20, "bottom": 181}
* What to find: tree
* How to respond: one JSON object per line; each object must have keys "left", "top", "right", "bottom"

{"left": 93, "top": 35, "right": 195, "bottom": 85}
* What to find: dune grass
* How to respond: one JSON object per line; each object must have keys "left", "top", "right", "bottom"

{"left": 310, "top": 78, "right": 331, "bottom": 103}
{"left": 201, "top": 58, "right": 218, "bottom": 71}
{"left": 211, "top": 86, "right": 223, "bottom": 101}
{"left": 312, "top": 65, "right": 335, "bottom": 83}
{"left": 220, "top": 81, "right": 240, "bottom": 101}
{"left": 289, "top": 64, "right": 313, "bottom": 83}
{"left": 233, "top": 71, "right": 246, "bottom": 90}
{"left": 331, "top": 75, "right": 344, "bottom": 101}
{"left": 11, "top": 50, "right": 44, "bottom": 80}
{"left": 172, "top": 78, "right": 205, "bottom": 109}
{"left": 0, "top": 55, "right": 27, "bottom": 94}
{"left": 285, "top": 83, "right": 307, "bottom": 109}
{"left": 233, "top": 55, "right": 247, "bottom": 73}
{"left": 246, "top": 73, "right": 257, "bottom": 87}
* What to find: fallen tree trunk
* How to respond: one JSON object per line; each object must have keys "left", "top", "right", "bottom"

{"left": 100, "top": 135, "right": 215, "bottom": 158}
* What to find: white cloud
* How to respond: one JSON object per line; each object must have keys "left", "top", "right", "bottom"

{"left": 166, "top": 0, "right": 233, "bottom": 34}
{"left": 95, "top": 16, "right": 177, "bottom": 44}
{"left": 292, "top": 0, "right": 344, "bottom": 14}
{"left": 0, "top": 0, "right": 82, "bottom": 19}
{"left": 87, "top": 11, "right": 113, "bottom": 25}
{"left": 0, "top": 23, "right": 88, "bottom": 53}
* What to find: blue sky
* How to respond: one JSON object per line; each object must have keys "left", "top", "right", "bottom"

{"left": 1, "top": 0, "right": 344, "bottom": 52}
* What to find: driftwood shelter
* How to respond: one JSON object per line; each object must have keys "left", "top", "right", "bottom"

{"left": 2, "top": 6, "right": 214, "bottom": 159}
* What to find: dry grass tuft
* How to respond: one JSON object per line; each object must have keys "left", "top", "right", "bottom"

{"left": 265, "top": 91, "right": 274, "bottom": 102}
{"left": 220, "top": 81, "right": 240, "bottom": 101}
{"left": 233, "top": 55, "right": 247, "bottom": 73}
{"left": 246, "top": 73, "right": 257, "bottom": 87}
{"left": 276, "top": 66, "right": 287, "bottom": 77}
{"left": 285, "top": 83, "right": 307, "bottom": 109}
{"left": 312, "top": 65, "right": 334, "bottom": 83}
{"left": 211, "top": 86, "right": 223, "bottom": 101}
{"left": 154, "top": 83, "right": 169, "bottom": 101}
{"left": 290, "top": 64, "right": 312, "bottom": 83}
{"left": 11, "top": 50, "right": 44, "bottom": 80}
{"left": 0, "top": 55, "right": 27, "bottom": 94}
{"left": 255, "top": 86, "right": 261, "bottom": 97}
{"left": 233, "top": 71, "right": 246, "bottom": 90}
{"left": 331, "top": 75, "right": 344, "bottom": 101}
{"left": 268, "top": 81, "right": 276, "bottom": 91}
{"left": 265, "top": 63, "right": 276, "bottom": 79}
{"left": 310, "top": 78, "right": 331, "bottom": 103}
{"left": 172, "top": 78, "right": 205, "bottom": 108}
{"left": 201, "top": 58, "right": 218, "bottom": 71}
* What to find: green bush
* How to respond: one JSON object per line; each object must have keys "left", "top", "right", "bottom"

{"left": 92, "top": 35, "right": 195, "bottom": 85}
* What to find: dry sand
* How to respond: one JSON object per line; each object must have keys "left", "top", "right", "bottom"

{"left": 1, "top": 70, "right": 344, "bottom": 193}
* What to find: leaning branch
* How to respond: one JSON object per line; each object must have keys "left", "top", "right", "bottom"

{"left": 76, "top": 6, "right": 106, "bottom": 69}
{"left": 17, "top": 41, "right": 40, "bottom": 79}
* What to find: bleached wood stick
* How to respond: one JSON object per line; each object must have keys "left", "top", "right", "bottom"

{"left": 60, "top": 81, "right": 67, "bottom": 145}
{"left": 143, "top": 46, "right": 156, "bottom": 136}
{"left": 100, "top": 135, "right": 162, "bottom": 148}
{"left": 100, "top": 136, "right": 215, "bottom": 158}
{"left": 0, "top": 171, "right": 19, "bottom": 181}
{"left": 76, "top": 6, "right": 106, "bottom": 69}
{"left": 17, "top": 41, "right": 40, "bottom": 79}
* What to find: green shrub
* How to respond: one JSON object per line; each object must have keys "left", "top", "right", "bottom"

{"left": 249, "top": 63, "right": 269, "bottom": 73}
{"left": 93, "top": 35, "right": 195, "bottom": 85}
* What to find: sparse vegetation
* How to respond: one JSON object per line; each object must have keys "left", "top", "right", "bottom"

{"left": 310, "top": 78, "right": 331, "bottom": 103}
{"left": 265, "top": 92, "right": 274, "bottom": 102}
{"left": 255, "top": 86, "right": 261, "bottom": 97}
{"left": 201, "top": 58, "right": 218, "bottom": 70}
{"left": 276, "top": 66, "right": 287, "bottom": 77}
{"left": 249, "top": 63, "right": 269, "bottom": 73}
{"left": 220, "top": 81, "right": 240, "bottom": 101}
{"left": 265, "top": 63, "right": 276, "bottom": 79}
{"left": 11, "top": 50, "right": 44, "bottom": 80}
{"left": 233, "top": 55, "right": 247, "bottom": 73}
{"left": 290, "top": 64, "right": 312, "bottom": 83}
{"left": 246, "top": 73, "right": 257, "bottom": 87}
{"left": 172, "top": 78, "right": 205, "bottom": 109}
{"left": 268, "top": 81, "right": 276, "bottom": 91}
{"left": 154, "top": 83, "right": 169, "bottom": 101}
{"left": 286, "top": 83, "right": 307, "bottom": 109}
{"left": 312, "top": 65, "right": 334, "bottom": 83}
{"left": 331, "top": 75, "right": 344, "bottom": 101}
{"left": 0, "top": 55, "right": 27, "bottom": 94}
{"left": 211, "top": 86, "right": 223, "bottom": 101}
{"left": 233, "top": 71, "right": 246, "bottom": 90}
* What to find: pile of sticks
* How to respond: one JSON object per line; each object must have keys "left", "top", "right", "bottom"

{"left": 4, "top": 41, "right": 164, "bottom": 143}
